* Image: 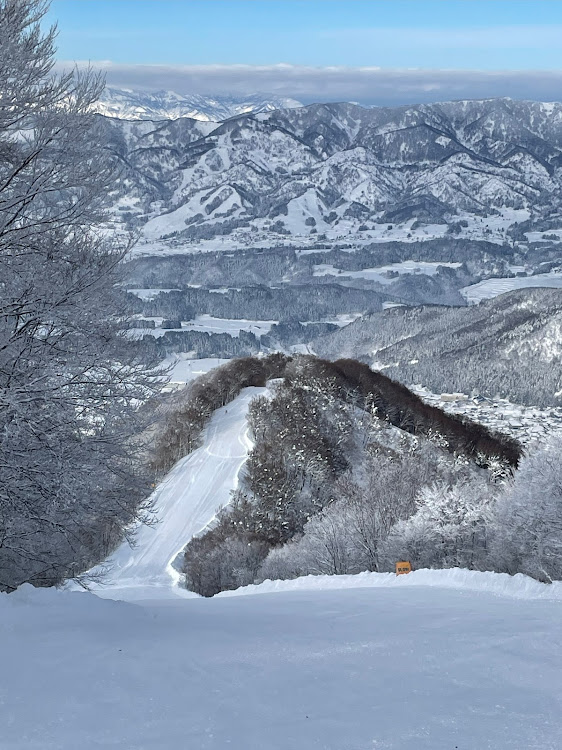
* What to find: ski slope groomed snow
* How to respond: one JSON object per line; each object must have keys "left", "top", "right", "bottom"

{"left": 2, "top": 571, "right": 562, "bottom": 750}
{"left": 3, "top": 386, "right": 562, "bottom": 749}
{"left": 87, "top": 387, "right": 265, "bottom": 601}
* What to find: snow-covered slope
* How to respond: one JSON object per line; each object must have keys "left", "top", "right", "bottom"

{"left": 218, "top": 566, "right": 562, "bottom": 600}
{"left": 313, "top": 286, "right": 562, "bottom": 407}
{"left": 89, "top": 387, "right": 264, "bottom": 601}
{"left": 461, "top": 270, "right": 562, "bottom": 303}
{"left": 96, "top": 87, "right": 302, "bottom": 122}
{"left": 2, "top": 571, "right": 562, "bottom": 749}
{"left": 4, "top": 373, "right": 562, "bottom": 748}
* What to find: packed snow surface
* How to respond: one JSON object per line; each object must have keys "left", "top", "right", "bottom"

{"left": 87, "top": 388, "right": 264, "bottom": 601}
{"left": 218, "top": 567, "right": 562, "bottom": 601}
{"left": 2, "top": 571, "right": 562, "bottom": 749}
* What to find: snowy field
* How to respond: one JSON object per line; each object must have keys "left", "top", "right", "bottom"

{"left": 131, "top": 313, "right": 355, "bottom": 342}
{"left": 130, "top": 314, "right": 276, "bottom": 338}
{"left": 314, "top": 260, "right": 462, "bottom": 284}
{"left": 461, "top": 271, "right": 562, "bottom": 304}
{"left": 128, "top": 209, "right": 529, "bottom": 258}
{"left": 2, "top": 571, "right": 562, "bottom": 750}
{"left": 126, "top": 288, "right": 180, "bottom": 300}
{"left": 525, "top": 229, "right": 562, "bottom": 242}
{"left": 163, "top": 355, "right": 230, "bottom": 384}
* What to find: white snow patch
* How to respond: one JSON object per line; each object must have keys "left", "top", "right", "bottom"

{"left": 314, "top": 260, "right": 461, "bottom": 285}
{"left": 126, "top": 288, "right": 180, "bottom": 300}
{"left": 131, "top": 315, "right": 276, "bottom": 338}
{"left": 163, "top": 355, "right": 230, "bottom": 384}
{"left": 525, "top": 229, "right": 562, "bottom": 241}
{"left": 461, "top": 272, "right": 562, "bottom": 304}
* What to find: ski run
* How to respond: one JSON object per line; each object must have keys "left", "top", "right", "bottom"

{"left": 2, "top": 387, "right": 562, "bottom": 749}
{"left": 89, "top": 387, "right": 265, "bottom": 602}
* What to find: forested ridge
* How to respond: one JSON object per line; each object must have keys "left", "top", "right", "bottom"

{"left": 180, "top": 355, "right": 526, "bottom": 596}
{"left": 314, "top": 287, "right": 562, "bottom": 407}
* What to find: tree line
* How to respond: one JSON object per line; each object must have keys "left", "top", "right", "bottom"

{"left": 140, "top": 284, "right": 386, "bottom": 322}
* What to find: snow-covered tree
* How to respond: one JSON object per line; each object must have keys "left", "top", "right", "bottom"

{"left": 382, "top": 477, "right": 493, "bottom": 571}
{"left": 491, "top": 436, "right": 562, "bottom": 582}
{"left": 294, "top": 502, "right": 357, "bottom": 575}
{"left": 256, "top": 539, "right": 309, "bottom": 583}
{"left": 0, "top": 0, "right": 159, "bottom": 590}
{"left": 335, "top": 471, "right": 408, "bottom": 572}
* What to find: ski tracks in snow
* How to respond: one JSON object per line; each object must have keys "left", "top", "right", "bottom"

{"left": 91, "top": 386, "right": 265, "bottom": 600}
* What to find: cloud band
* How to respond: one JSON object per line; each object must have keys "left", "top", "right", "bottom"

{"left": 55, "top": 62, "right": 562, "bottom": 106}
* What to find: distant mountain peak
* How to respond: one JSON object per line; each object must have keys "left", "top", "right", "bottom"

{"left": 95, "top": 86, "right": 303, "bottom": 122}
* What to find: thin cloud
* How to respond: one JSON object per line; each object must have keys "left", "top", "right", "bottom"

{"left": 317, "top": 25, "right": 562, "bottom": 50}
{"left": 55, "top": 62, "right": 562, "bottom": 106}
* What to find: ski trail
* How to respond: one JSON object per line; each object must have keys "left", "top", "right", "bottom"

{"left": 91, "top": 386, "right": 264, "bottom": 601}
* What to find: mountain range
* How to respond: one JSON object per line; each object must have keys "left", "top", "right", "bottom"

{"left": 100, "top": 97, "right": 562, "bottom": 251}
{"left": 95, "top": 87, "right": 303, "bottom": 122}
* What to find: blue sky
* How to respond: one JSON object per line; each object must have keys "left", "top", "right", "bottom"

{"left": 47, "top": 0, "right": 562, "bottom": 69}
{"left": 46, "top": 1, "right": 562, "bottom": 104}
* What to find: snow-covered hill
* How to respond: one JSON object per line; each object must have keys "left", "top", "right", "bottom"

{"left": 313, "top": 286, "right": 562, "bottom": 407}
{"left": 96, "top": 86, "right": 302, "bottom": 122}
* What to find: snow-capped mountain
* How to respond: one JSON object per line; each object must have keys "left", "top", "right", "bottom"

{"left": 95, "top": 87, "right": 303, "bottom": 122}
{"left": 102, "top": 98, "right": 562, "bottom": 244}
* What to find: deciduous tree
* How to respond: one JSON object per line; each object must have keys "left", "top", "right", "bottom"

{"left": 0, "top": 0, "right": 158, "bottom": 590}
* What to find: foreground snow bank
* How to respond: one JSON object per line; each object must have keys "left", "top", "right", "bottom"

{"left": 218, "top": 567, "right": 562, "bottom": 601}
{"left": 2, "top": 577, "right": 562, "bottom": 750}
